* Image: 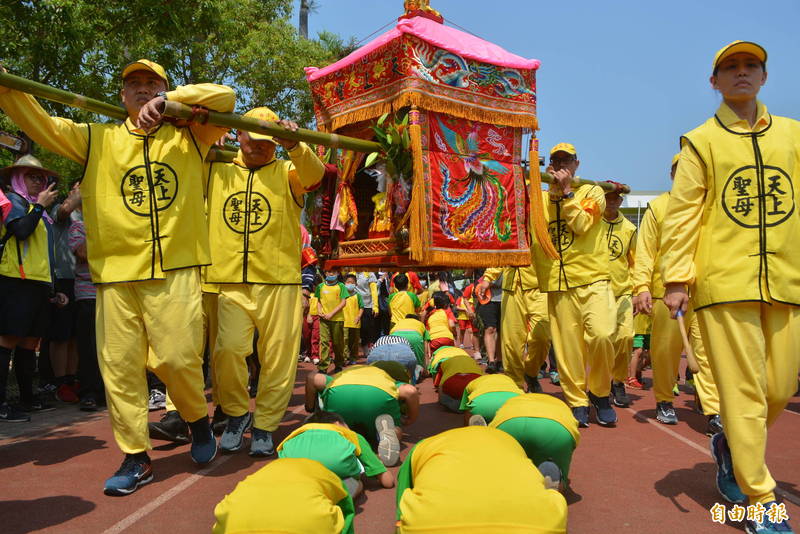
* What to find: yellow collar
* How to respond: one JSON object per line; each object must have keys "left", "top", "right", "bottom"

{"left": 716, "top": 100, "right": 770, "bottom": 132}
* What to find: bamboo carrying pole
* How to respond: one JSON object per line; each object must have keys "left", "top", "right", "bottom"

{"left": 0, "top": 72, "right": 630, "bottom": 192}
{"left": 0, "top": 71, "right": 128, "bottom": 120}
{"left": 540, "top": 171, "right": 630, "bottom": 194}
{"left": 0, "top": 71, "right": 381, "bottom": 153}
{"left": 161, "top": 101, "right": 381, "bottom": 153}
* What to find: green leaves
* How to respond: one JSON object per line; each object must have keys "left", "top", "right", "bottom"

{"left": 0, "top": 0, "right": 353, "bottom": 182}
{"left": 369, "top": 110, "right": 413, "bottom": 179}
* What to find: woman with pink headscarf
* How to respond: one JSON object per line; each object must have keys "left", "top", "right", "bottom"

{"left": 0, "top": 154, "right": 61, "bottom": 422}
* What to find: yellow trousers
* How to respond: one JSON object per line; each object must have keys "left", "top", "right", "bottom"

{"left": 500, "top": 286, "right": 550, "bottom": 387}
{"left": 164, "top": 291, "right": 220, "bottom": 412}
{"left": 96, "top": 268, "right": 207, "bottom": 454}
{"left": 548, "top": 280, "right": 616, "bottom": 407}
{"left": 697, "top": 301, "right": 800, "bottom": 504}
{"left": 214, "top": 284, "right": 302, "bottom": 431}
{"left": 612, "top": 295, "right": 634, "bottom": 383}
{"left": 650, "top": 301, "right": 719, "bottom": 415}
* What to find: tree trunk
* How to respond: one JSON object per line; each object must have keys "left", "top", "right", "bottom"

{"left": 299, "top": 0, "right": 309, "bottom": 39}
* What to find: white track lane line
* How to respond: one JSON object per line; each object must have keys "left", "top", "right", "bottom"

{"left": 626, "top": 408, "right": 800, "bottom": 507}
{"left": 101, "top": 454, "right": 234, "bottom": 534}
{"left": 102, "top": 402, "right": 311, "bottom": 533}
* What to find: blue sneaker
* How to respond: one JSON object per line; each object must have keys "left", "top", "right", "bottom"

{"left": 219, "top": 412, "right": 252, "bottom": 453}
{"left": 745, "top": 502, "right": 794, "bottom": 534}
{"left": 189, "top": 417, "right": 218, "bottom": 465}
{"left": 104, "top": 454, "right": 153, "bottom": 496}
{"left": 549, "top": 370, "right": 560, "bottom": 385}
{"left": 537, "top": 460, "right": 563, "bottom": 492}
{"left": 249, "top": 427, "right": 275, "bottom": 457}
{"left": 589, "top": 391, "right": 617, "bottom": 426}
{"left": 571, "top": 406, "right": 590, "bottom": 428}
{"left": 710, "top": 432, "right": 746, "bottom": 504}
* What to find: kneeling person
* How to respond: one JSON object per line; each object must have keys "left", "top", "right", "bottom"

{"left": 277, "top": 410, "right": 394, "bottom": 497}
{"left": 434, "top": 350, "right": 484, "bottom": 413}
{"left": 395, "top": 426, "right": 567, "bottom": 533}
{"left": 212, "top": 458, "right": 355, "bottom": 534}
{"left": 489, "top": 393, "right": 580, "bottom": 491}
{"left": 305, "top": 364, "right": 420, "bottom": 466}
{"left": 459, "top": 373, "right": 523, "bottom": 425}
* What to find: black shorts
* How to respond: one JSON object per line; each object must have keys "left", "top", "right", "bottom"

{"left": 0, "top": 275, "right": 52, "bottom": 338}
{"left": 47, "top": 278, "right": 77, "bottom": 341}
{"left": 476, "top": 301, "right": 501, "bottom": 330}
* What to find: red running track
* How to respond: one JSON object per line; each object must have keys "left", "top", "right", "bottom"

{"left": 0, "top": 360, "right": 798, "bottom": 534}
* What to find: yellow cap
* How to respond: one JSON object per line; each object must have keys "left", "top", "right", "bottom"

{"left": 241, "top": 107, "right": 280, "bottom": 142}
{"left": 713, "top": 41, "right": 767, "bottom": 71}
{"left": 550, "top": 142, "right": 577, "bottom": 157}
{"left": 121, "top": 59, "right": 170, "bottom": 89}
{"left": 671, "top": 153, "right": 680, "bottom": 167}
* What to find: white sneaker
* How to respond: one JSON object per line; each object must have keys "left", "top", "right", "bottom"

{"left": 148, "top": 389, "right": 166, "bottom": 411}
{"left": 375, "top": 414, "right": 400, "bottom": 467}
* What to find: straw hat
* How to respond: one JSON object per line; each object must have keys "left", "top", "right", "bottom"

{"left": 0, "top": 154, "right": 60, "bottom": 187}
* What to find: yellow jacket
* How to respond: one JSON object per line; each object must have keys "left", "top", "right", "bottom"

{"left": 0, "top": 83, "right": 234, "bottom": 283}
{"left": 205, "top": 144, "right": 323, "bottom": 284}
{"left": 212, "top": 458, "right": 353, "bottom": 534}
{"left": 631, "top": 193, "right": 669, "bottom": 298}
{"left": 661, "top": 102, "right": 800, "bottom": 310}
{"left": 0, "top": 199, "right": 51, "bottom": 283}
{"left": 602, "top": 214, "right": 636, "bottom": 297}
{"left": 483, "top": 265, "right": 539, "bottom": 292}
{"left": 532, "top": 185, "right": 609, "bottom": 292}
{"left": 397, "top": 427, "right": 567, "bottom": 534}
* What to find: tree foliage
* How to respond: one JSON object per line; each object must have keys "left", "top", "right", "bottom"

{"left": 0, "top": 0, "right": 348, "bottom": 181}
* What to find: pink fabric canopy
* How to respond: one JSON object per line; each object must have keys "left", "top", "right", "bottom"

{"left": 305, "top": 15, "right": 540, "bottom": 82}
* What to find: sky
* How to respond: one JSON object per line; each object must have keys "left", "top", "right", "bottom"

{"left": 305, "top": 0, "right": 799, "bottom": 191}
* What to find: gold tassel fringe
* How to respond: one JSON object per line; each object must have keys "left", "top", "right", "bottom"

{"left": 318, "top": 91, "right": 537, "bottom": 133}
{"left": 408, "top": 106, "right": 428, "bottom": 262}
{"left": 529, "top": 142, "right": 559, "bottom": 260}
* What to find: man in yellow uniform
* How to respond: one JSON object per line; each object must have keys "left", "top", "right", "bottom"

{"left": 662, "top": 41, "right": 799, "bottom": 533}
{"left": 395, "top": 426, "right": 567, "bottom": 533}
{"left": 480, "top": 266, "right": 550, "bottom": 393}
{"left": 532, "top": 143, "right": 617, "bottom": 427}
{"left": 632, "top": 155, "right": 720, "bottom": 433}
{"left": 212, "top": 458, "right": 355, "bottom": 534}
{"left": 0, "top": 60, "right": 234, "bottom": 495}
{"left": 206, "top": 106, "right": 324, "bottom": 457}
{"left": 601, "top": 188, "right": 637, "bottom": 408}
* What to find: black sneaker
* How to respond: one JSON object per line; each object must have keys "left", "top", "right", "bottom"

{"left": 148, "top": 410, "right": 191, "bottom": 444}
{"left": 525, "top": 375, "right": 543, "bottom": 393}
{"left": 211, "top": 405, "right": 228, "bottom": 436}
{"left": 485, "top": 361, "right": 499, "bottom": 374}
{"left": 0, "top": 402, "right": 30, "bottom": 422}
{"left": 571, "top": 406, "right": 590, "bottom": 428}
{"left": 656, "top": 401, "right": 678, "bottom": 425}
{"left": 16, "top": 398, "right": 56, "bottom": 413}
{"left": 104, "top": 453, "right": 153, "bottom": 496}
{"left": 589, "top": 391, "right": 617, "bottom": 426}
{"left": 706, "top": 414, "right": 723, "bottom": 436}
{"left": 80, "top": 396, "right": 99, "bottom": 412}
{"left": 610, "top": 381, "right": 630, "bottom": 407}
